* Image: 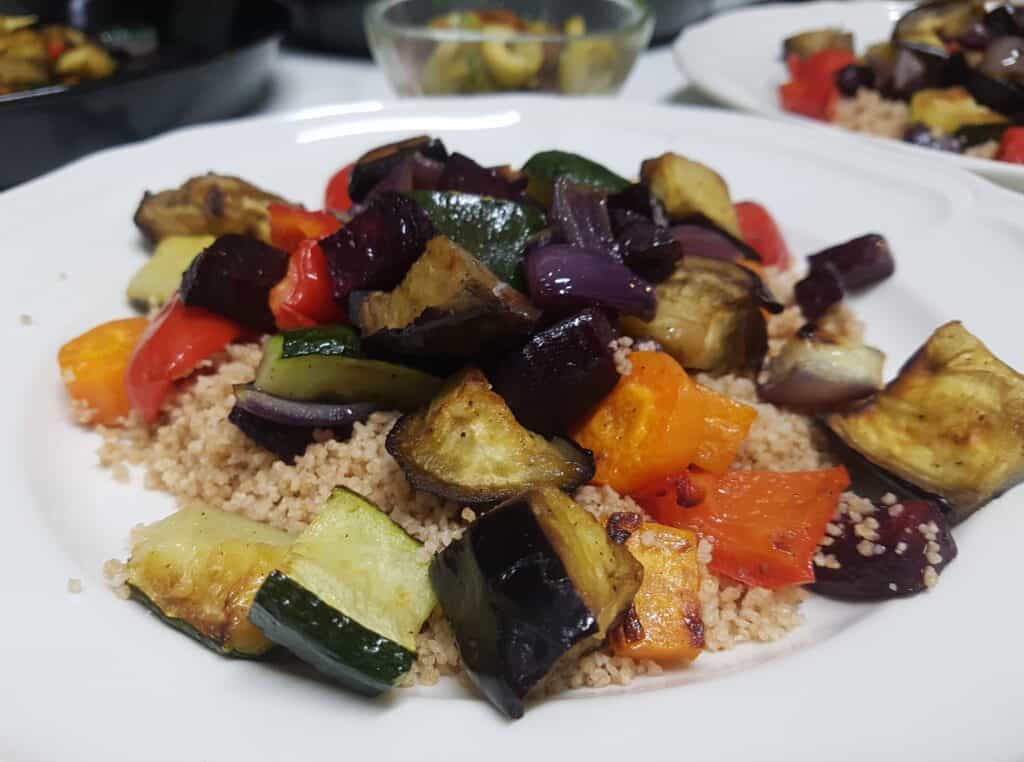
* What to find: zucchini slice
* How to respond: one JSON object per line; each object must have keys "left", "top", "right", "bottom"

{"left": 249, "top": 487, "right": 436, "bottom": 695}
{"left": 357, "top": 235, "right": 540, "bottom": 372}
{"left": 126, "top": 507, "right": 292, "bottom": 657}
{"left": 827, "top": 321, "right": 1024, "bottom": 523}
{"left": 521, "top": 149, "right": 630, "bottom": 207}
{"left": 430, "top": 487, "right": 642, "bottom": 718}
{"left": 386, "top": 367, "right": 595, "bottom": 505}
{"left": 125, "top": 235, "right": 215, "bottom": 309}
{"left": 254, "top": 325, "right": 442, "bottom": 411}
{"left": 619, "top": 255, "right": 772, "bottom": 374}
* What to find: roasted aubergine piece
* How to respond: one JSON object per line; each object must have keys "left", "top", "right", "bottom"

{"left": 126, "top": 507, "right": 292, "bottom": 657}
{"left": 356, "top": 235, "right": 541, "bottom": 373}
{"left": 133, "top": 173, "right": 289, "bottom": 244}
{"left": 782, "top": 28, "right": 854, "bottom": 59}
{"left": 386, "top": 368, "right": 595, "bottom": 505}
{"left": 430, "top": 487, "right": 642, "bottom": 718}
{"left": 640, "top": 152, "right": 742, "bottom": 238}
{"left": 619, "top": 255, "right": 779, "bottom": 374}
{"left": 827, "top": 321, "right": 1024, "bottom": 523}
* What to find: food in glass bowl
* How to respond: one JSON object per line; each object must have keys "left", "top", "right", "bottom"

{"left": 0, "top": 14, "right": 118, "bottom": 96}
{"left": 57, "top": 131, "right": 1024, "bottom": 718}
{"left": 777, "top": 1, "right": 1024, "bottom": 164}
{"left": 365, "top": 0, "right": 653, "bottom": 95}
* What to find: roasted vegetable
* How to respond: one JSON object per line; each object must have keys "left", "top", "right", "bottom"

{"left": 429, "top": 487, "right": 642, "bottom": 718}
{"left": 58, "top": 317, "right": 148, "bottom": 426}
{"left": 267, "top": 204, "right": 341, "bottom": 253}
{"left": 619, "top": 256, "right": 775, "bottom": 374}
{"left": 133, "top": 174, "right": 288, "bottom": 245}
{"left": 638, "top": 466, "right": 850, "bottom": 589}
{"left": 640, "top": 153, "right": 742, "bottom": 238}
{"left": 486, "top": 309, "right": 618, "bottom": 437}
{"left": 734, "top": 201, "right": 791, "bottom": 269}
{"left": 356, "top": 236, "right": 540, "bottom": 373}
{"left": 521, "top": 150, "right": 630, "bottom": 207}
{"left": 691, "top": 384, "right": 759, "bottom": 475}
{"left": 228, "top": 404, "right": 324, "bottom": 463}
{"left": 234, "top": 385, "right": 376, "bottom": 429}
{"left": 386, "top": 368, "right": 595, "bottom": 505}
{"left": 550, "top": 176, "right": 618, "bottom": 257}
{"left": 909, "top": 86, "right": 1007, "bottom": 134}
{"left": 669, "top": 217, "right": 761, "bottom": 263}
{"left": 783, "top": 28, "right": 854, "bottom": 59}
{"left": 807, "top": 233, "right": 896, "bottom": 291}
{"left": 827, "top": 321, "right": 1024, "bottom": 523}
{"left": 436, "top": 152, "right": 527, "bottom": 201}
{"left": 319, "top": 192, "right": 434, "bottom": 304}
{"left": 179, "top": 234, "right": 289, "bottom": 332}
{"left": 612, "top": 211, "right": 682, "bottom": 282}
{"left": 893, "top": 0, "right": 980, "bottom": 49}
{"left": 811, "top": 498, "right": 957, "bottom": 600}
{"left": 794, "top": 262, "right": 845, "bottom": 321}
{"left": 963, "top": 58, "right": 1024, "bottom": 116}
{"left": 405, "top": 191, "right": 545, "bottom": 289}
{"left": 759, "top": 326, "right": 885, "bottom": 410}
{"left": 127, "top": 507, "right": 292, "bottom": 657}
{"left": 954, "top": 121, "right": 1011, "bottom": 147}
{"left": 126, "top": 235, "right": 216, "bottom": 309}
{"left": 254, "top": 326, "right": 441, "bottom": 411}
{"left": 606, "top": 515, "right": 704, "bottom": 662}
{"left": 250, "top": 487, "right": 436, "bottom": 695}
{"left": 348, "top": 135, "right": 448, "bottom": 203}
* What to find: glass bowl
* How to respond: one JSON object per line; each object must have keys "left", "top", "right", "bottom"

{"left": 364, "top": 0, "right": 654, "bottom": 96}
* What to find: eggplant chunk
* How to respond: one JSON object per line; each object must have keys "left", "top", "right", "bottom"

{"left": 619, "top": 255, "right": 775, "bottom": 374}
{"left": 759, "top": 326, "right": 885, "bottom": 410}
{"left": 430, "top": 487, "right": 642, "bottom": 718}
{"left": 357, "top": 235, "right": 540, "bottom": 373}
{"left": 133, "top": 174, "right": 289, "bottom": 245}
{"left": 348, "top": 135, "right": 448, "bottom": 203}
{"left": 893, "top": 0, "right": 980, "bottom": 49}
{"left": 639, "top": 153, "right": 741, "bottom": 238}
{"left": 783, "top": 28, "right": 854, "bottom": 59}
{"left": 827, "top": 321, "right": 1024, "bottom": 523}
{"left": 386, "top": 368, "right": 595, "bottom": 505}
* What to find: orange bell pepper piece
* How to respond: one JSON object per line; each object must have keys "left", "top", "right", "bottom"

{"left": 607, "top": 515, "right": 704, "bottom": 662}
{"left": 268, "top": 203, "right": 341, "bottom": 253}
{"left": 571, "top": 351, "right": 706, "bottom": 495}
{"left": 691, "top": 386, "right": 757, "bottom": 475}
{"left": 636, "top": 466, "right": 850, "bottom": 589}
{"left": 58, "top": 317, "right": 149, "bottom": 425}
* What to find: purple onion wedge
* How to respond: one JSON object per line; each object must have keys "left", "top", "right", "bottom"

{"left": 228, "top": 405, "right": 320, "bottom": 464}
{"left": 550, "top": 176, "right": 618, "bottom": 257}
{"left": 607, "top": 183, "right": 668, "bottom": 227}
{"left": 234, "top": 385, "right": 377, "bottom": 428}
{"left": 320, "top": 192, "right": 434, "bottom": 304}
{"left": 807, "top": 233, "right": 895, "bottom": 291}
{"left": 669, "top": 217, "right": 761, "bottom": 264}
{"left": 758, "top": 326, "right": 884, "bottom": 410}
{"left": 525, "top": 245, "right": 657, "bottom": 320}
{"left": 364, "top": 154, "right": 445, "bottom": 202}
{"left": 485, "top": 308, "right": 618, "bottom": 437}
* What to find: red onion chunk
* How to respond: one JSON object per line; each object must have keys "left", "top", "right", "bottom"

{"left": 437, "top": 152, "right": 527, "bottom": 200}
{"left": 807, "top": 233, "right": 895, "bottom": 291}
{"left": 348, "top": 136, "right": 448, "bottom": 203}
{"left": 365, "top": 155, "right": 445, "bottom": 202}
{"left": 320, "top": 192, "right": 434, "bottom": 304}
{"left": 550, "top": 176, "right": 618, "bottom": 257}
{"left": 612, "top": 210, "right": 682, "bottom": 282}
{"left": 669, "top": 219, "right": 760, "bottom": 264}
{"left": 607, "top": 183, "right": 668, "bottom": 227}
{"left": 526, "top": 245, "right": 657, "bottom": 320}
{"left": 228, "top": 405, "right": 320, "bottom": 464}
{"left": 234, "top": 385, "right": 377, "bottom": 428}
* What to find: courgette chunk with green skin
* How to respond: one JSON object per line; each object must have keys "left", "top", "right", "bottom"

{"left": 249, "top": 487, "right": 436, "bottom": 695}
{"left": 521, "top": 150, "right": 630, "bottom": 207}
{"left": 827, "top": 321, "right": 1024, "bottom": 524}
{"left": 357, "top": 235, "right": 541, "bottom": 373}
{"left": 126, "top": 507, "right": 292, "bottom": 657}
{"left": 405, "top": 191, "right": 546, "bottom": 290}
{"left": 386, "top": 368, "right": 595, "bottom": 505}
{"left": 254, "top": 326, "right": 442, "bottom": 410}
{"left": 619, "top": 255, "right": 773, "bottom": 374}
{"left": 125, "top": 235, "right": 215, "bottom": 309}
{"left": 430, "top": 487, "right": 642, "bottom": 718}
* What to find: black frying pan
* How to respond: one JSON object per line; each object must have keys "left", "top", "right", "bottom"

{"left": 0, "top": 0, "right": 289, "bottom": 189}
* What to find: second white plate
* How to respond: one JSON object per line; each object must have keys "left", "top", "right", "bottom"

{"left": 674, "top": 1, "right": 1024, "bottom": 192}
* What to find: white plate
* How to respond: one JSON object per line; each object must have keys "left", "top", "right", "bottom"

{"left": 675, "top": 1, "right": 1024, "bottom": 192}
{"left": 2, "top": 97, "right": 1023, "bottom": 762}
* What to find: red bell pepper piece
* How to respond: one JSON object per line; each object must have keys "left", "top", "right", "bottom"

{"left": 997, "top": 127, "right": 1024, "bottom": 164}
{"left": 47, "top": 39, "right": 67, "bottom": 60}
{"left": 268, "top": 203, "right": 341, "bottom": 254}
{"left": 778, "top": 48, "right": 856, "bottom": 121}
{"left": 324, "top": 162, "right": 356, "bottom": 214}
{"left": 268, "top": 238, "right": 345, "bottom": 330}
{"left": 734, "top": 201, "right": 791, "bottom": 269}
{"left": 634, "top": 466, "right": 850, "bottom": 589}
{"left": 125, "top": 295, "right": 242, "bottom": 422}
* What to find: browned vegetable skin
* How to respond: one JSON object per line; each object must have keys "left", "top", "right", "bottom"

{"left": 640, "top": 153, "right": 742, "bottom": 238}
{"left": 827, "top": 321, "right": 1024, "bottom": 523}
{"left": 357, "top": 235, "right": 541, "bottom": 372}
{"left": 386, "top": 368, "right": 595, "bottom": 505}
{"left": 619, "top": 255, "right": 776, "bottom": 374}
{"left": 133, "top": 173, "right": 289, "bottom": 244}
{"left": 782, "top": 28, "right": 854, "bottom": 59}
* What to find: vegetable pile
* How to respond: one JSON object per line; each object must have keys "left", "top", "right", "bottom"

{"left": 58, "top": 134, "right": 1024, "bottom": 719}
{"left": 779, "top": 1, "right": 1024, "bottom": 164}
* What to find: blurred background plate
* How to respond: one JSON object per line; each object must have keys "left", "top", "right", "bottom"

{"left": 0, "top": 0, "right": 288, "bottom": 189}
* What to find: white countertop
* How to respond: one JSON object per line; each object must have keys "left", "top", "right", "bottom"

{"left": 260, "top": 44, "right": 715, "bottom": 115}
